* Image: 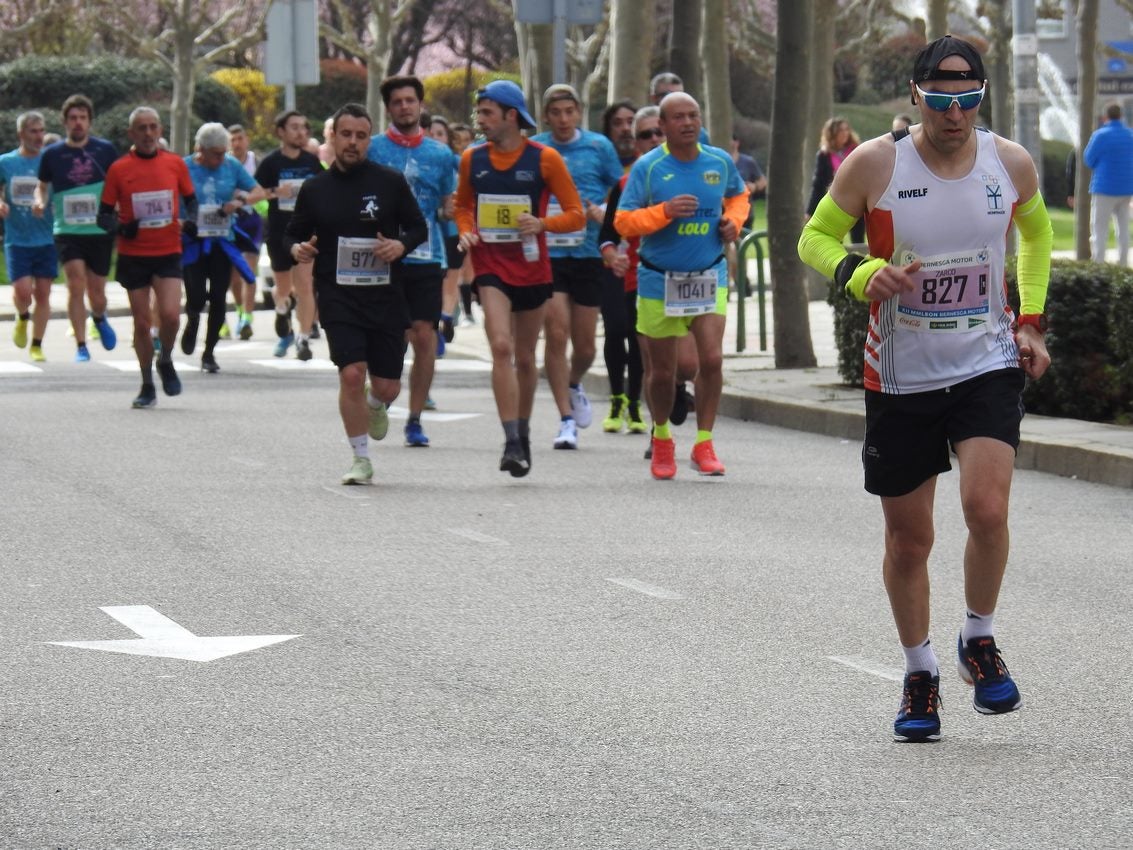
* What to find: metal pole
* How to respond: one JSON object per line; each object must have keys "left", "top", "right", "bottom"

{"left": 285, "top": 0, "right": 297, "bottom": 111}
{"left": 552, "top": 0, "right": 567, "bottom": 83}
{"left": 1012, "top": 0, "right": 1042, "bottom": 184}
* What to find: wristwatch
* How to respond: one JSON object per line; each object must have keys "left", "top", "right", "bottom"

{"left": 1014, "top": 313, "right": 1047, "bottom": 334}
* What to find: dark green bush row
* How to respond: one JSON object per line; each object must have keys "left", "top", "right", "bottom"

{"left": 828, "top": 259, "right": 1133, "bottom": 422}
{"left": 0, "top": 56, "right": 242, "bottom": 152}
{"left": 1041, "top": 138, "right": 1073, "bottom": 210}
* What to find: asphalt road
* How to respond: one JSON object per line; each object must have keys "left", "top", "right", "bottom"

{"left": 1, "top": 329, "right": 1131, "bottom": 849}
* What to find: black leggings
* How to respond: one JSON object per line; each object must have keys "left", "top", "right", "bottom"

{"left": 183, "top": 247, "right": 232, "bottom": 355}
{"left": 599, "top": 274, "right": 642, "bottom": 401}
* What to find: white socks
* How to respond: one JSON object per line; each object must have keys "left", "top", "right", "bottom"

{"left": 348, "top": 434, "right": 368, "bottom": 458}
{"left": 961, "top": 608, "right": 995, "bottom": 644}
{"left": 902, "top": 639, "right": 939, "bottom": 677}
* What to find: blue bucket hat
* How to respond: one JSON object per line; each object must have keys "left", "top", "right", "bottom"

{"left": 477, "top": 80, "right": 537, "bottom": 130}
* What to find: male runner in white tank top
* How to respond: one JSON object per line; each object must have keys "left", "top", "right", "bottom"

{"left": 798, "top": 36, "right": 1053, "bottom": 742}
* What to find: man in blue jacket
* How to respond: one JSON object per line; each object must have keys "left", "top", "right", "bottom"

{"left": 1084, "top": 102, "right": 1133, "bottom": 265}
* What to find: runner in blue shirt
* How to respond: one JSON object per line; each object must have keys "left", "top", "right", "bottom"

{"left": 0, "top": 111, "right": 56, "bottom": 361}
{"left": 368, "top": 75, "right": 456, "bottom": 448}
{"left": 180, "top": 123, "right": 264, "bottom": 373}
{"left": 33, "top": 94, "right": 120, "bottom": 361}
{"left": 616, "top": 92, "right": 748, "bottom": 480}
{"left": 531, "top": 84, "right": 623, "bottom": 450}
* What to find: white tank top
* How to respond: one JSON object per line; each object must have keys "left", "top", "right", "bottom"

{"left": 864, "top": 128, "right": 1020, "bottom": 394}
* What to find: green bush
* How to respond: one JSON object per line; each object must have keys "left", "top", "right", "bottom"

{"left": 295, "top": 59, "right": 367, "bottom": 127}
{"left": 423, "top": 68, "right": 521, "bottom": 126}
{"left": 0, "top": 55, "right": 242, "bottom": 152}
{"left": 829, "top": 258, "right": 1133, "bottom": 422}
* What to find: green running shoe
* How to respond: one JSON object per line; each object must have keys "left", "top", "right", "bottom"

{"left": 341, "top": 455, "right": 373, "bottom": 485}
{"left": 363, "top": 382, "right": 389, "bottom": 440}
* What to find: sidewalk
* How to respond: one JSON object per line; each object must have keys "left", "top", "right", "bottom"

{"left": 6, "top": 279, "right": 1132, "bottom": 489}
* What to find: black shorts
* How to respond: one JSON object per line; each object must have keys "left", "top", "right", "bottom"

{"left": 400, "top": 263, "right": 444, "bottom": 325}
{"left": 550, "top": 257, "right": 604, "bottom": 307}
{"left": 265, "top": 231, "right": 296, "bottom": 272}
{"left": 862, "top": 368, "right": 1026, "bottom": 497}
{"left": 55, "top": 234, "right": 114, "bottom": 277}
{"left": 323, "top": 320, "right": 408, "bottom": 380}
{"left": 473, "top": 275, "right": 552, "bottom": 313}
{"left": 116, "top": 253, "right": 183, "bottom": 291}
{"left": 233, "top": 209, "right": 264, "bottom": 254}
{"left": 444, "top": 234, "right": 463, "bottom": 271}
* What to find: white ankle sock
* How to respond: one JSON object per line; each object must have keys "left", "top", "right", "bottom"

{"left": 348, "top": 434, "right": 368, "bottom": 458}
{"left": 367, "top": 392, "right": 384, "bottom": 409}
{"left": 902, "top": 639, "right": 939, "bottom": 676}
{"left": 961, "top": 609, "right": 994, "bottom": 644}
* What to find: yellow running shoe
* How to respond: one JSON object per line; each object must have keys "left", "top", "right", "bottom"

{"left": 29, "top": 344, "right": 45, "bottom": 362}
{"left": 12, "top": 317, "right": 28, "bottom": 349}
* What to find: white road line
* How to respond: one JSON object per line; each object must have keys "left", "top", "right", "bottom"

{"left": 826, "top": 655, "right": 904, "bottom": 681}
{"left": 448, "top": 528, "right": 506, "bottom": 545}
{"left": 320, "top": 485, "right": 369, "bottom": 500}
{"left": 384, "top": 406, "right": 481, "bottom": 423}
{"left": 251, "top": 358, "right": 337, "bottom": 370}
{"left": 605, "top": 577, "right": 683, "bottom": 600}
{"left": 0, "top": 362, "right": 42, "bottom": 374}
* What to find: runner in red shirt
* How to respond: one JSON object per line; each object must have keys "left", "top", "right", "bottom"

{"left": 99, "top": 107, "right": 196, "bottom": 409}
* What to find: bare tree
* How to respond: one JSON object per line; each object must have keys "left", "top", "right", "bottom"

{"left": 321, "top": 0, "right": 419, "bottom": 130}
{"left": 978, "top": 0, "right": 1012, "bottom": 135}
{"left": 770, "top": 0, "right": 817, "bottom": 368}
{"left": 1076, "top": 0, "right": 1099, "bottom": 259}
{"left": 99, "top": 0, "right": 268, "bottom": 154}
{"left": 671, "top": 0, "right": 703, "bottom": 99}
{"left": 607, "top": 0, "right": 653, "bottom": 105}
{"left": 513, "top": 18, "right": 554, "bottom": 123}
{"left": 927, "top": 0, "right": 950, "bottom": 40}
{"left": 808, "top": 0, "right": 836, "bottom": 186}
{"left": 567, "top": 22, "right": 610, "bottom": 129}
{"left": 700, "top": 0, "right": 731, "bottom": 144}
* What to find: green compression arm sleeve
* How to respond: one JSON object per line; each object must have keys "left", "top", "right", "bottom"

{"left": 797, "top": 193, "right": 885, "bottom": 301}
{"left": 1013, "top": 192, "right": 1053, "bottom": 315}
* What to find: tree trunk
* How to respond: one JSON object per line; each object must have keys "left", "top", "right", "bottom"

{"left": 807, "top": 0, "right": 835, "bottom": 187}
{"left": 671, "top": 0, "right": 702, "bottom": 100}
{"left": 699, "top": 0, "right": 730, "bottom": 145}
{"left": 514, "top": 20, "right": 553, "bottom": 124}
{"left": 366, "top": 3, "right": 392, "bottom": 129}
{"left": 607, "top": 0, "right": 651, "bottom": 105}
{"left": 926, "top": 0, "right": 949, "bottom": 41}
{"left": 170, "top": 7, "right": 196, "bottom": 156}
{"left": 985, "top": 0, "right": 1012, "bottom": 135}
{"left": 770, "top": 0, "right": 817, "bottom": 368}
{"left": 1076, "top": 0, "right": 1099, "bottom": 260}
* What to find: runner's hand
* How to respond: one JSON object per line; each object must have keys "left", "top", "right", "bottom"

{"left": 517, "top": 213, "right": 543, "bottom": 236}
{"left": 718, "top": 217, "right": 738, "bottom": 243}
{"left": 663, "top": 194, "right": 699, "bottom": 218}
{"left": 374, "top": 234, "right": 405, "bottom": 262}
{"left": 457, "top": 232, "right": 479, "bottom": 252}
{"left": 1015, "top": 325, "right": 1051, "bottom": 379}
{"left": 292, "top": 234, "right": 317, "bottom": 263}
{"left": 863, "top": 258, "right": 919, "bottom": 301}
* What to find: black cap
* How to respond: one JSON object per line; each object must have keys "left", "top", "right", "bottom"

{"left": 912, "top": 35, "right": 987, "bottom": 84}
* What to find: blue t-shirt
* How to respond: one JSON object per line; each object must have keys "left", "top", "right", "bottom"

{"left": 0, "top": 148, "right": 53, "bottom": 247}
{"left": 183, "top": 153, "right": 256, "bottom": 242}
{"left": 37, "top": 136, "right": 120, "bottom": 236}
{"left": 618, "top": 142, "right": 744, "bottom": 300}
{"left": 367, "top": 133, "right": 455, "bottom": 266}
{"left": 529, "top": 129, "right": 622, "bottom": 259}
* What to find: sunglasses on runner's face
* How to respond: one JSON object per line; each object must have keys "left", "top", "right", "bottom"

{"left": 915, "top": 84, "right": 985, "bottom": 112}
{"left": 636, "top": 128, "right": 664, "bottom": 140}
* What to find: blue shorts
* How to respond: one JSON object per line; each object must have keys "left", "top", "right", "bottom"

{"left": 5, "top": 243, "right": 58, "bottom": 281}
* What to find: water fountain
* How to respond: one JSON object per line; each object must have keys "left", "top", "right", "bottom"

{"left": 1038, "top": 51, "right": 1078, "bottom": 144}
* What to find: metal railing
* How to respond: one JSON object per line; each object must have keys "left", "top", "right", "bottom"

{"left": 734, "top": 228, "right": 769, "bottom": 353}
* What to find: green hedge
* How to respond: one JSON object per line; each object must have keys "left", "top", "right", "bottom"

{"left": 0, "top": 55, "right": 242, "bottom": 152}
{"left": 828, "top": 259, "right": 1133, "bottom": 422}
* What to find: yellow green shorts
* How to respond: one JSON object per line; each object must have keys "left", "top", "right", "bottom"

{"left": 635, "top": 285, "right": 728, "bottom": 338}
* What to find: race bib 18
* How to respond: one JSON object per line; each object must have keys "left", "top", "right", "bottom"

{"left": 476, "top": 193, "right": 530, "bottom": 243}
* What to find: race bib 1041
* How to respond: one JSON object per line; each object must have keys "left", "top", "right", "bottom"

{"left": 663, "top": 270, "right": 717, "bottom": 317}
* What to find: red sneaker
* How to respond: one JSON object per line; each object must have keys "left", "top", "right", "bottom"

{"left": 650, "top": 436, "right": 676, "bottom": 480}
{"left": 690, "top": 439, "right": 725, "bottom": 475}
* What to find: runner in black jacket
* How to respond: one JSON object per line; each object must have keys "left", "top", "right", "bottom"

{"left": 285, "top": 103, "right": 427, "bottom": 485}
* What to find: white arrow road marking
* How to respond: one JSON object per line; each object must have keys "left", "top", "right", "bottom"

{"left": 605, "top": 577, "right": 683, "bottom": 600}
{"left": 48, "top": 606, "right": 301, "bottom": 663}
{"left": 827, "top": 655, "right": 904, "bottom": 681}
{"left": 0, "top": 361, "right": 42, "bottom": 374}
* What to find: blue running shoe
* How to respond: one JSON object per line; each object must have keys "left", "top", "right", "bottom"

{"left": 94, "top": 315, "right": 117, "bottom": 350}
{"left": 273, "top": 333, "right": 294, "bottom": 357}
{"left": 894, "top": 671, "right": 941, "bottom": 743}
{"left": 75, "top": 343, "right": 91, "bottom": 362}
{"left": 957, "top": 635, "right": 1022, "bottom": 714}
{"left": 404, "top": 420, "right": 430, "bottom": 447}
{"left": 157, "top": 358, "right": 182, "bottom": 396}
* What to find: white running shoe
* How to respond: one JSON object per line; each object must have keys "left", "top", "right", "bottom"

{"left": 341, "top": 456, "right": 373, "bottom": 485}
{"left": 553, "top": 418, "right": 579, "bottom": 450}
{"left": 569, "top": 385, "right": 592, "bottom": 428}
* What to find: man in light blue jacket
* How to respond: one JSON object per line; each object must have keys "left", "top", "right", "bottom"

{"left": 1084, "top": 101, "right": 1133, "bottom": 265}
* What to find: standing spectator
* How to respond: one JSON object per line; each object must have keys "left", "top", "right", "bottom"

{"left": 1083, "top": 102, "right": 1133, "bottom": 265}
{"left": 806, "top": 117, "right": 864, "bottom": 244}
